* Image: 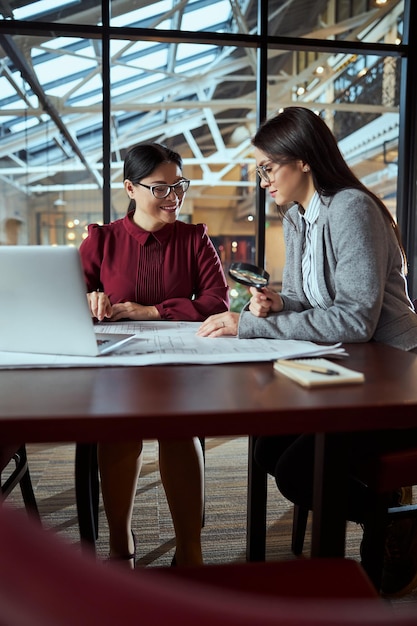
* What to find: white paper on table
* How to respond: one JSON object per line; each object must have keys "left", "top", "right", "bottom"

{"left": 0, "top": 321, "right": 348, "bottom": 369}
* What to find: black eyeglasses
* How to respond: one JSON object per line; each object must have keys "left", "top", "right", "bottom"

{"left": 138, "top": 179, "right": 190, "bottom": 199}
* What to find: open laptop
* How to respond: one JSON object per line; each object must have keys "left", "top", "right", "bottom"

{"left": 0, "top": 245, "right": 135, "bottom": 356}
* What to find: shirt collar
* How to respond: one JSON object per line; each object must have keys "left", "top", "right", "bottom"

{"left": 123, "top": 211, "right": 175, "bottom": 244}
{"left": 300, "top": 191, "right": 320, "bottom": 226}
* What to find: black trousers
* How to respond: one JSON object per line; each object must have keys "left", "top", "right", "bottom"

{"left": 254, "top": 428, "right": 417, "bottom": 524}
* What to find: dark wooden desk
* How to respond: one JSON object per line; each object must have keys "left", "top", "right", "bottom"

{"left": 1, "top": 342, "right": 417, "bottom": 560}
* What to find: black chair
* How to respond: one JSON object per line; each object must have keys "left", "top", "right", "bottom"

{"left": 0, "top": 444, "right": 40, "bottom": 521}
{"left": 291, "top": 445, "right": 417, "bottom": 592}
{"left": 292, "top": 300, "right": 417, "bottom": 589}
{"left": 75, "top": 438, "right": 206, "bottom": 552}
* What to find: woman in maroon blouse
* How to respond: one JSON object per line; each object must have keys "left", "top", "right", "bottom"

{"left": 79, "top": 143, "right": 229, "bottom": 568}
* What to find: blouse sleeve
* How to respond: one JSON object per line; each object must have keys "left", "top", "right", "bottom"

{"left": 155, "top": 224, "right": 229, "bottom": 321}
{"left": 78, "top": 224, "right": 105, "bottom": 292}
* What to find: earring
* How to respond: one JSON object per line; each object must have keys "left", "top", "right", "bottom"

{"left": 303, "top": 166, "right": 310, "bottom": 172}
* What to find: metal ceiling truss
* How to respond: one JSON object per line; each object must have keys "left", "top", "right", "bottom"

{"left": 0, "top": 0, "right": 405, "bottom": 210}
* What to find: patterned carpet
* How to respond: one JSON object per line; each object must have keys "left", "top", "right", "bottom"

{"left": 5, "top": 437, "right": 417, "bottom": 609}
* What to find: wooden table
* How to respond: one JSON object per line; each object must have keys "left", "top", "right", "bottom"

{"left": 1, "top": 342, "right": 417, "bottom": 560}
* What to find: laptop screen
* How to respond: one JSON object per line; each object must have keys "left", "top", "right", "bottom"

{"left": 0, "top": 246, "right": 116, "bottom": 356}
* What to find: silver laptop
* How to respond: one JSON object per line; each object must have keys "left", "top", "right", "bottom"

{"left": 0, "top": 245, "right": 135, "bottom": 356}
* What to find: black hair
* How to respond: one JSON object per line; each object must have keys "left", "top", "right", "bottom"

{"left": 123, "top": 142, "right": 183, "bottom": 213}
{"left": 252, "top": 106, "right": 405, "bottom": 264}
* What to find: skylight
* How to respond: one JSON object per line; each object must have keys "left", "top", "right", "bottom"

{"left": 12, "top": 0, "right": 76, "bottom": 20}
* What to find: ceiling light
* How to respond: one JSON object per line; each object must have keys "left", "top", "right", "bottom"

{"left": 53, "top": 193, "right": 67, "bottom": 207}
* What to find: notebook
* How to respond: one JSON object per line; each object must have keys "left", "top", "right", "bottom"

{"left": 273, "top": 357, "right": 365, "bottom": 388}
{"left": 0, "top": 246, "right": 135, "bottom": 357}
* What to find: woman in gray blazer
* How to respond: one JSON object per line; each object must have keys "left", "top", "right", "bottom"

{"left": 198, "top": 106, "right": 417, "bottom": 597}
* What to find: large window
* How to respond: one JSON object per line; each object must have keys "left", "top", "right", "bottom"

{"left": 0, "top": 0, "right": 415, "bottom": 300}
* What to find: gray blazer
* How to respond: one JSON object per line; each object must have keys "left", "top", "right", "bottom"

{"left": 238, "top": 188, "right": 417, "bottom": 351}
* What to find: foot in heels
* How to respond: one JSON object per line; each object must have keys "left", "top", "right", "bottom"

{"left": 108, "top": 532, "right": 136, "bottom": 569}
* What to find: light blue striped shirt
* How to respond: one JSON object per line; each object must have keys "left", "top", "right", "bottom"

{"left": 300, "top": 192, "right": 328, "bottom": 309}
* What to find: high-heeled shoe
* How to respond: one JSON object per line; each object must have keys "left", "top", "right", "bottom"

{"left": 108, "top": 532, "right": 136, "bottom": 568}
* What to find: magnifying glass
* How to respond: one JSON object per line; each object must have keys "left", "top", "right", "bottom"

{"left": 228, "top": 262, "right": 270, "bottom": 290}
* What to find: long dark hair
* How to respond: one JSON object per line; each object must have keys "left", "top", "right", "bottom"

{"left": 252, "top": 106, "right": 406, "bottom": 263}
{"left": 123, "top": 142, "right": 183, "bottom": 213}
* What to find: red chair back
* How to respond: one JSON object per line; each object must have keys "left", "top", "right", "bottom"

{"left": 0, "top": 505, "right": 416, "bottom": 626}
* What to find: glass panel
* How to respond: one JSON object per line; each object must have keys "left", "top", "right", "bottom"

{"left": 268, "top": 0, "right": 404, "bottom": 45}
{"left": 0, "top": 0, "right": 405, "bottom": 302}
{"left": 1, "top": 0, "right": 404, "bottom": 41}
{"left": 0, "top": 33, "right": 103, "bottom": 245}
{"left": 109, "top": 38, "right": 257, "bottom": 312}
{"left": 264, "top": 46, "right": 401, "bottom": 287}
{"left": 1, "top": 0, "right": 102, "bottom": 25}
{"left": 110, "top": 0, "right": 250, "bottom": 34}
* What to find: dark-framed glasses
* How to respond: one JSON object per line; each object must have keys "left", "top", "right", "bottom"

{"left": 138, "top": 179, "right": 190, "bottom": 199}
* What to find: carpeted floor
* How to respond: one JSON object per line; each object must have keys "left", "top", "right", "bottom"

{"left": 5, "top": 437, "right": 417, "bottom": 609}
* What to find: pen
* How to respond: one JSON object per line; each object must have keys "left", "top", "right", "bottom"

{"left": 275, "top": 359, "right": 340, "bottom": 376}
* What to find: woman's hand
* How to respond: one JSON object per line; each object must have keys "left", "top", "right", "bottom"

{"left": 248, "top": 287, "right": 283, "bottom": 318}
{"left": 86, "top": 296, "right": 161, "bottom": 322}
{"left": 87, "top": 291, "right": 112, "bottom": 321}
{"left": 196, "top": 312, "right": 240, "bottom": 337}
{"left": 110, "top": 302, "right": 160, "bottom": 322}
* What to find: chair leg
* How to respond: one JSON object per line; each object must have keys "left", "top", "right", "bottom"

{"left": 199, "top": 437, "right": 206, "bottom": 528}
{"left": 1, "top": 445, "right": 29, "bottom": 498}
{"left": 75, "top": 443, "right": 99, "bottom": 553}
{"left": 1, "top": 445, "right": 40, "bottom": 521}
{"left": 247, "top": 436, "right": 268, "bottom": 562}
{"left": 19, "top": 469, "right": 40, "bottom": 520}
{"left": 360, "top": 493, "right": 391, "bottom": 592}
{"left": 292, "top": 505, "right": 309, "bottom": 555}
{"left": 17, "top": 446, "right": 41, "bottom": 521}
